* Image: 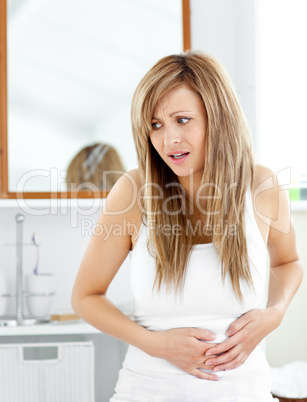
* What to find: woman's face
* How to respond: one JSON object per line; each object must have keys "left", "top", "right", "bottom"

{"left": 150, "top": 84, "right": 207, "bottom": 188}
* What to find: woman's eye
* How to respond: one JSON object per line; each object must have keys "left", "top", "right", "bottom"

{"left": 178, "top": 118, "right": 190, "bottom": 124}
{"left": 152, "top": 122, "right": 162, "bottom": 129}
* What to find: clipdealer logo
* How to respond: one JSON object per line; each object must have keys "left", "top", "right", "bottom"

{"left": 14, "top": 167, "right": 292, "bottom": 235}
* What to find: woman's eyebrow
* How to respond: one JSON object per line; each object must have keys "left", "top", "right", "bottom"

{"left": 151, "top": 111, "right": 193, "bottom": 120}
{"left": 170, "top": 110, "right": 193, "bottom": 116}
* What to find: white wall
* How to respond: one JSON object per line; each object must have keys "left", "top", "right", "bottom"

{"left": 266, "top": 211, "right": 307, "bottom": 367}
{"left": 191, "top": 0, "right": 260, "bottom": 154}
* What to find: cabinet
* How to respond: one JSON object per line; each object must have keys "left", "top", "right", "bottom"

{"left": 0, "top": 322, "right": 127, "bottom": 402}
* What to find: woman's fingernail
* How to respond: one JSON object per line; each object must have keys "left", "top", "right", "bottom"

{"left": 214, "top": 367, "right": 220, "bottom": 372}
{"left": 226, "top": 330, "right": 233, "bottom": 336}
{"left": 206, "top": 361, "right": 213, "bottom": 366}
{"left": 210, "top": 332, "right": 216, "bottom": 339}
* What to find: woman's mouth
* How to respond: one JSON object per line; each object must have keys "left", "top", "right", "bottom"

{"left": 168, "top": 152, "right": 190, "bottom": 164}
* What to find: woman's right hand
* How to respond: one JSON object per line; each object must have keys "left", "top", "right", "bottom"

{"left": 148, "top": 328, "right": 219, "bottom": 381}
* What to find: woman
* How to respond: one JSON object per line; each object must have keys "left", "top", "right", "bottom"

{"left": 71, "top": 51, "right": 303, "bottom": 401}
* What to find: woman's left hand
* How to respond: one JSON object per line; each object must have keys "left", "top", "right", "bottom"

{"left": 204, "top": 307, "right": 281, "bottom": 372}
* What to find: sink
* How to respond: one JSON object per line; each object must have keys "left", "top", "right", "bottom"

{"left": 0, "top": 316, "right": 50, "bottom": 327}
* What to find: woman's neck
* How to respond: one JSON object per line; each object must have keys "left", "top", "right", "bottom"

{"left": 178, "top": 174, "right": 204, "bottom": 202}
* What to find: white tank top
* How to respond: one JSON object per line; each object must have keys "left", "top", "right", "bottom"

{"left": 126, "top": 185, "right": 268, "bottom": 375}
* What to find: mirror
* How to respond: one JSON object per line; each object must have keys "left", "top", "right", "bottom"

{"left": 0, "top": 0, "right": 190, "bottom": 199}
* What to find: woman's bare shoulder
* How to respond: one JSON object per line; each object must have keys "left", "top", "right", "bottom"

{"left": 125, "top": 168, "right": 143, "bottom": 188}
{"left": 252, "top": 163, "right": 276, "bottom": 187}
{"left": 103, "top": 168, "right": 143, "bottom": 224}
{"left": 251, "top": 163, "right": 281, "bottom": 220}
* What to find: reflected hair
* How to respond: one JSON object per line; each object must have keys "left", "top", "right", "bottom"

{"left": 66, "top": 143, "right": 126, "bottom": 191}
{"left": 131, "top": 51, "right": 255, "bottom": 301}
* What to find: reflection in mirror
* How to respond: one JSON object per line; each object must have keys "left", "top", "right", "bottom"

{"left": 5, "top": 0, "right": 187, "bottom": 195}
{"left": 66, "top": 143, "right": 125, "bottom": 192}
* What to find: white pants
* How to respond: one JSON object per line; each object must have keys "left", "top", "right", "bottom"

{"left": 110, "top": 346, "right": 276, "bottom": 402}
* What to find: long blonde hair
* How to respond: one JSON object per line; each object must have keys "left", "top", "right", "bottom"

{"left": 131, "top": 51, "right": 255, "bottom": 301}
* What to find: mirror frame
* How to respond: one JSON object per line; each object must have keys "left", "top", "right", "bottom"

{"left": 0, "top": 0, "right": 191, "bottom": 200}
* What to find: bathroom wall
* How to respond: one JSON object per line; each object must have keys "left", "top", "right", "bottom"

{"left": 266, "top": 211, "right": 307, "bottom": 366}
{"left": 191, "top": 0, "right": 260, "bottom": 154}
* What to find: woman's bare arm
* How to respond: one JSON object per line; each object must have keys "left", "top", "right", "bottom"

{"left": 71, "top": 170, "right": 154, "bottom": 352}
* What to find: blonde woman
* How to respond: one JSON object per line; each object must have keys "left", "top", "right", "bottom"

{"left": 71, "top": 51, "right": 303, "bottom": 401}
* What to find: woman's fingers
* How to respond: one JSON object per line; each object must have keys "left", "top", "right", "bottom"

{"left": 206, "top": 346, "right": 239, "bottom": 366}
{"left": 190, "top": 328, "right": 216, "bottom": 341}
{"left": 190, "top": 368, "right": 219, "bottom": 381}
{"left": 226, "top": 312, "right": 252, "bottom": 336}
{"left": 212, "top": 353, "right": 248, "bottom": 372}
{"left": 191, "top": 310, "right": 273, "bottom": 373}
{"left": 205, "top": 332, "right": 240, "bottom": 356}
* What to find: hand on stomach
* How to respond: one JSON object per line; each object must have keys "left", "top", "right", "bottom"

{"left": 150, "top": 327, "right": 221, "bottom": 381}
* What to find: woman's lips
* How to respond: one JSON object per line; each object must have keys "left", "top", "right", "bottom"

{"left": 168, "top": 152, "right": 190, "bottom": 165}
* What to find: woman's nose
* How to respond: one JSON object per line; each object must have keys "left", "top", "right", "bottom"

{"left": 163, "top": 126, "right": 182, "bottom": 146}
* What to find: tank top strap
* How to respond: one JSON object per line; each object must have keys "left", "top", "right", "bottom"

{"left": 132, "top": 218, "right": 149, "bottom": 254}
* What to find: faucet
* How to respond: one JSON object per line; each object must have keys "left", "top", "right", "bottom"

{"left": 11, "top": 213, "right": 37, "bottom": 325}
{"left": 15, "top": 213, "right": 25, "bottom": 322}
{"left": 0, "top": 213, "right": 49, "bottom": 326}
